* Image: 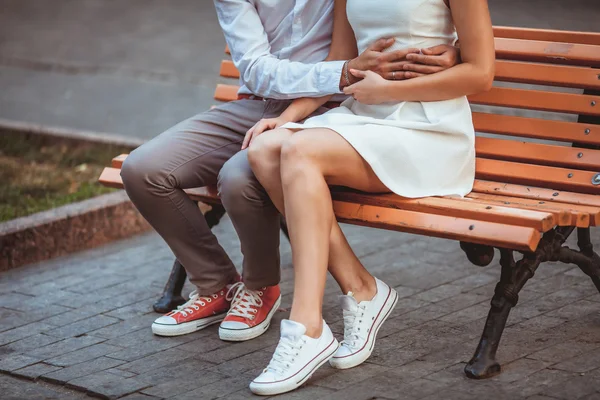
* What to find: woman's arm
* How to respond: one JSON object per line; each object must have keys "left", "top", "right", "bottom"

{"left": 344, "top": 0, "right": 495, "bottom": 104}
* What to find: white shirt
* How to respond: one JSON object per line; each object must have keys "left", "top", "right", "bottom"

{"left": 214, "top": 0, "right": 345, "bottom": 99}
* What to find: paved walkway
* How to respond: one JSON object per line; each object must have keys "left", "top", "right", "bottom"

{"left": 1, "top": 215, "right": 599, "bottom": 399}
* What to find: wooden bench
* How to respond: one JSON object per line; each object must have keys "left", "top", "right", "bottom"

{"left": 99, "top": 26, "right": 600, "bottom": 380}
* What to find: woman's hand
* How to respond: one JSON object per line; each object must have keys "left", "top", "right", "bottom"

{"left": 242, "top": 117, "right": 288, "bottom": 149}
{"left": 402, "top": 44, "right": 461, "bottom": 78}
{"left": 343, "top": 70, "right": 390, "bottom": 104}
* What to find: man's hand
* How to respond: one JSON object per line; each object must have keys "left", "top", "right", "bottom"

{"left": 402, "top": 44, "right": 461, "bottom": 78}
{"left": 345, "top": 42, "right": 460, "bottom": 86}
{"left": 345, "top": 38, "right": 419, "bottom": 86}
{"left": 242, "top": 117, "right": 287, "bottom": 150}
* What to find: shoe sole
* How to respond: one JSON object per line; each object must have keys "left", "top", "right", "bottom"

{"left": 151, "top": 313, "right": 226, "bottom": 337}
{"left": 329, "top": 287, "right": 399, "bottom": 369}
{"left": 250, "top": 338, "right": 339, "bottom": 396}
{"left": 218, "top": 295, "right": 282, "bottom": 342}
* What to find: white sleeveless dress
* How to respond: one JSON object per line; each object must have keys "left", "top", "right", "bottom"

{"left": 282, "top": 0, "right": 476, "bottom": 198}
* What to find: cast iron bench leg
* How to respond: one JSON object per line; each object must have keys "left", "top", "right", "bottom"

{"left": 152, "top": 206, "right": 291, "bottom": 313}
{"left": 465, "top": 226, "right": 575, "bottom": 379}
{"left": 571, "top": 228, "right": 600, "bottom": 293}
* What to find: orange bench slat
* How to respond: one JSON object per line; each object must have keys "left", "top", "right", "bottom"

{"left": 468, "top": 87, "right": 600, "bottom": 117}
{"left": 333, "top": 201, "right": 541, "bottom": 252}
{"left": 331, "top": 190, "right": 555, "bottom": 232}
{"left": 466, "top": 192, "right": 593, "bottom": 228}
{"left": 472, "top": 180, "right": 600, "bottom": 208}
{"left": 475, "top": 137, "right": 600, "bottom": 171}
{"left": 214, "top": 84, "right": 240, "bottom": 102}
{"left": 475, "top": 158, "right": 600, "bottom": 195}
{"left": 494, "top": 37, "right": 600, "bottom": 67}
{"left": 494, "top": 60, "right": 600, "bottom": 90}
{"left": 493, "top": 26, "right": 600, "bottom": 46}
{"left": 220, "top": 60, "right": 239, "bottom": 78}
{"left": 472, "top": 113, "right": 599, "bottom": 146}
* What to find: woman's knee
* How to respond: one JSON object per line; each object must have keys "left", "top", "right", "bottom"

{"left": 280, "top": 132, "right": 322, "bottom": 179}
{"left": 247, "top": 129, "right": 288, "bottom": 174}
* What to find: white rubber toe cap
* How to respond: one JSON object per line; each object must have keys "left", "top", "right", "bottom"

{"left": 332, "top": 344, "right": 354, "bottom": 358}
{"left": 153, "top": 315, "right": 177, "bottom": 326}
{"left": 251, "top": 370, "right": 279, "bottom": 386}
{"left": 219, "top": 320, "right": 250, "bottom": 330}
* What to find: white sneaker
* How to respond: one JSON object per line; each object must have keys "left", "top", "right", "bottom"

{"left": 250, "top": 319, "right": 339, "bottom": 396}
{"left": 329, "top": 278, "right": 398, "bottom": 369}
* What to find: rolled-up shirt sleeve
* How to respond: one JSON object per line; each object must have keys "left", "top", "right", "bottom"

{"left": 214, "top": 0, "right": 345, "bottom": 99}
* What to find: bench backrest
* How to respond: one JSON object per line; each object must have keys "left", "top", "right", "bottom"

{"left": 215, "top": 27, "right": 600, "bottom": 196}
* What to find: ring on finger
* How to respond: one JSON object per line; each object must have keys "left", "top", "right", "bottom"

{"left": 392, "top": 71, "right": 396, "bottom": 80}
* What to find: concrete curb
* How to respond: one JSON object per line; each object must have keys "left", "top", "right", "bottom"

{"left": 0, "top": 118, "right": 145, "bottom": 148}
{"left": 0, "top": 191, "right": 151, "bottom": 271}
{"left": 0, "top": 119, "right": 150, "bottom": 270}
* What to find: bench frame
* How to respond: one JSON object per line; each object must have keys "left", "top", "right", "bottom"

{"left": 103, "top": 26, "right": 600, "bottom": 380}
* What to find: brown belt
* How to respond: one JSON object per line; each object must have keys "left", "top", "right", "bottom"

{"left": 237, "top": 93, "right": 341, "bottom": 109}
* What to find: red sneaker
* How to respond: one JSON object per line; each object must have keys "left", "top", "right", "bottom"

{"left": 218, "top": 282, "right": 281, "bottom": 341}
{"left": 152, "top": 283, "right": 235, "bottom": 337}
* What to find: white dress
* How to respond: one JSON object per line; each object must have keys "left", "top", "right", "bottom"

{"left": 282, "top": 0, "right": 476, "bottom": 198}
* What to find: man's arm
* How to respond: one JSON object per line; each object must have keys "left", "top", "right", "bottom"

{"left": 214, "top": 0, "right": 345, "bottom": 99}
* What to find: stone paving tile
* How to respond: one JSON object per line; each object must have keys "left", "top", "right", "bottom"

{"left": 490, "top": 358, "right": 552, "bottom": 383}
{"left": 170, "top": 374, "right": 251, "bottom": 400}
{"left": 539, "top": 374, "right": 600, "bottom": 399}
{"left": 136, "top": 358, "right": 215, "bottom": 385}
{"left": 511, "top": 314, "right": 566, "bottom": 332}
{"left": 526, "top": 340, "right": 600, "bottom": 363}
{"left": 105, "top": 367, "right": 138, "bottom": 379}
{"left": 13, "top": 362, "right": 63, "bottom": 379}
{"left": 105, "top": 337, "right": 183, "bottom": 362}
{"left": 89, "top": 313, "right": 158, "bottom": 339}
{"left": 140, "top": 369, "right": 226, "bottom": 398}
{"left": 42, "top": 356, "right": 126, "bottom": 384}
{"left": 0, "top": 321, "right": 57, "bottom": 346}
{"left": 24, "top": 335, "right": 106, "bottom": 360}
{"left": 44, "top": 315, "right": 121, "bottom": 338}
{"left": 3, "top": 333, "right": 63, "bottom": 354}
{"left": 312, "top": 362, "right": 389, "bottom": 390}
{"left": 0, "top": 354, "right": 43, "bottom": 372}
{"left": 205, "top": 349, "right": 273, "bottom": 377}
{"left": 0, "top": 374, "right": 93, "bottom": 400}
{"left": 45, "top": 343, "right": 123, "bottom": 367}
{"left": 551, "top": 347, "right": 600, "bottom": 373}
{"left": 545, "top": 299, "right": 600, "bottom": 321}
{"left": 116, "top": 347, "right": 195, "bottom": 374}
{"left": 67, "top": 371, "right": 153, "bottom": 399}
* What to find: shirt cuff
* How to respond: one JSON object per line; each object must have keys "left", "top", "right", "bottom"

{"left": 318, "top": 60, "right": 346, "bottom": 94}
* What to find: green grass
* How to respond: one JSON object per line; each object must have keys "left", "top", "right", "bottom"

{"left": 0, "top": 132, "right": 133, "bottom": 222}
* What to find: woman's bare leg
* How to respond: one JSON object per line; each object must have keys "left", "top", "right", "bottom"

{"left": 248, "top": 130, "right": 378, "bottom": 306}
{"left": 278, "top": 128, "right": 388, "bottom": 337}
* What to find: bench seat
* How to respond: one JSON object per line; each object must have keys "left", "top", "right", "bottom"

{"left": 98, "top": 25, "right": 600, "bottom": 381}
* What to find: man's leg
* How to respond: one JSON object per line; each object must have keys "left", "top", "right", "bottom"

{"left": 214, "top": 100, "right": 299, "bottom": 341}
{"left": 218, "top": 150, "right": 281, "bottom": 289}
{"left": 120, "top": 100, "right": 266, "bottom": 336}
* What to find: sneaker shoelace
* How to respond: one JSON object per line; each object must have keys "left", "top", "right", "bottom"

{"left": 342, "top": 303, "right": 368, "bottom": 350}
{"left": 172, "top": 289, "right": 223, "bottom": 317}
{"left": 265, "top": 336, "right": 306, "bottom": 376}
{"left": 226, "top": 282, "right": 263, "bottom": 320}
